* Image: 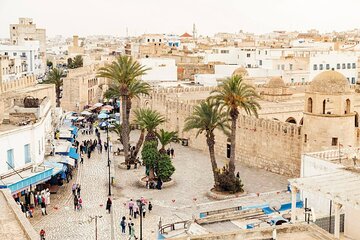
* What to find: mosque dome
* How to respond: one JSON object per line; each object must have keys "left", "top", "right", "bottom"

{"left": 310, "top": 70, "right": 350, "bottom": 94}
{"left": 232, "top": 67, "right": 248, "bottom": 77}
{"left": 266, "top": 76, "right": 286, "bottom": 88}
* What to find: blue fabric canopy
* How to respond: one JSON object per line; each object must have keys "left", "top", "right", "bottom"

{"left": 71, "top": 126, "right": 78, "bottom": 137}
{"left": 68, "top": 147, "right": 79, "bottom": 160}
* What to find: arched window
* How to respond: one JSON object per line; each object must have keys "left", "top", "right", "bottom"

{"left": 323, "top": 100, "right": 326, "bottom": 114}
{"left": 345, "top": 99, "right": 351, "bottom": 114}
{"left": 286, "top": 117, "right": 297, "bottom": 124}
{"left": 307, "top": 98, "right": 313, "bottom": 113}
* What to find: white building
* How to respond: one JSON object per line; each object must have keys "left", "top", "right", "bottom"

{"left": 0, "top": 97, "right": 53, "bottom": 175}
{"left": 0, "top": 41, "right": 43, "bottom": 81}
{"left": 139, "top": 58, "right": 177, "bottom": 82}
{"left": 309, "top": 52, "right": 357, "bottom": 84}
{"left": 289, "top": 149, "right": 360, "bottom": 239}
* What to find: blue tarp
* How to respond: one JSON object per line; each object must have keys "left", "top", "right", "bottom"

{"left": 262, "top": 201, "right": 304, "bottom": 215}
{"left": 71, "top": 126, "right": 78, "bottom": 137}
{"left": 68, "top": 147, "right": 79, "bottom": 160}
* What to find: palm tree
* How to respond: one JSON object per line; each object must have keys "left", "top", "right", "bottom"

{"left": 73, "top": 55, "right": 83, "bottom": 68}
{"left": 139, "top": 108, "right": 166, "bottom": 142}
{"left": 97, "top": 56, "right": 149, "bottom": 163}
{"left": 184, "top": 100, "right": 229, "bottom": 189}
{"left": 41, "top": 68, "right": 64, "bottom": 107}
{"left": 156, "top": 129, "right": 178, "bottom": 154}
{"left": 104, "top": 78, "right": 151, "bottom": 124}
{"left": 210, "top": 75, "right": 260, "bottom": 177}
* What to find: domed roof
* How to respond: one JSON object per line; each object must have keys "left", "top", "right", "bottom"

{"left": 266, "top": 76, "right": 286, "bottom": 88}
{"left": 232, "top": 67, "right": 248, "bottom": 77}
{"left": 310, "top": 70, "right": 350, "bottom": 94}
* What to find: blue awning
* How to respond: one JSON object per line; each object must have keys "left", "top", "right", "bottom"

{"left": 43, "top": 161, "right": 67, "bottom": 175}
{"left": 68, "top": 147, "right": 79, "bottom": 160}
{"left": 0, "top": 168, "right": 53, "bottom": 193}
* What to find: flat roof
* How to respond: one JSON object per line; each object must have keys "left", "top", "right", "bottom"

{"left": 289, "top": 169, "right": 360, "bottom": 209}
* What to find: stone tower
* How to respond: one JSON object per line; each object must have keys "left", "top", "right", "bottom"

{"left": 302, "top": 70, "right": 356, "bottom": 152}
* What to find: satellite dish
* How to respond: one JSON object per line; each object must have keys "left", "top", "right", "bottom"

{"left": 269, "top": 200, "right": 282, "bottom": 213}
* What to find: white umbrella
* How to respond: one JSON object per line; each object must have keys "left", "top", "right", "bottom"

{"left": 81, "top": 110, "right": 92, "bottom": 115}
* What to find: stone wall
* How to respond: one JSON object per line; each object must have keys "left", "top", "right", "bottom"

{"left": 135, "top": 86, "right": 302, "bottom": 177}
{"left": 0, "top": 75, "right": 36, "bottom": 94}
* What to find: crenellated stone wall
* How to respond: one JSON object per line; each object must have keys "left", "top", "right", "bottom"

{"left": 134, "top": 86, "right": 303, "bottom": 177}
{"left": 0, "top": 75, "right": 36, "bottom": 94}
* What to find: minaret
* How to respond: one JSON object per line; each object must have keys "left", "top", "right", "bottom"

{"left": 192, "top": 23, "right": 197, "bottom": 41}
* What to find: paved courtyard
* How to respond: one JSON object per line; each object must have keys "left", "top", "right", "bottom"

{"left": 31, "top": 130, "right": 289, "bottom": 240}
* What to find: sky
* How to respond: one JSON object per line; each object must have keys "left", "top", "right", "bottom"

{"left": 1, "top": 0, "right": 360, "bottom": 38}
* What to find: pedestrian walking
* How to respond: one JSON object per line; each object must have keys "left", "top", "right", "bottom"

{"left": 106, "top": 197, "right": 112, "bottom": 213}
{"left": 170, "top": 148, "right": 175, "bottom": 158}
{"left": 142, "top": 204, "right": 146, "bottom": 218}
{"left": 128, "top": 218, "right": 132, "bottom": 235}
{"left": 77, "top": 184, "right": 81, "bottom": 197}
{"left": 74, "top": 196, "right": 78, "bottom": 211}
{"left": 129, "top": 223, "right": 137, "bottom": 240}
{"left": 148, "top": 201, "right": 153, "bottom": 212}
{"left": 133, "top": 204, "right": 139, "bottom": 219}
{"left": 72, "top": 183, "right": 77, "bottom": 196}
{"left": 129, "top": 199, "right": 134, "bottom": 216}
{"left": 39, "top": 229, "right": 46, "bottom": 240}
{"left": 80, "top": 152, "right": 84, "bottom": 164}
{"left": 78, "top": 197, "right": 83, "bottom": 210}
{"left": 120, "top": 216, "right": 126, "bottom": 234}
{"left": 41, "top": 201, "right": 47, "bottom": 215}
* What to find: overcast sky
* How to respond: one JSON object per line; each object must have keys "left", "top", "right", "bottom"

{"left": 1, "top": 0, "right": 360, "bottom": 38}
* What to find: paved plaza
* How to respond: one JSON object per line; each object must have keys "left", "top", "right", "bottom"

{"left": 31, "top": 130, "right": 288, "bottom": 240}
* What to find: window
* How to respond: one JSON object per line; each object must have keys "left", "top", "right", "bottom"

{"left": 281, "top": 65, "right": 285, "bottom": 70}
{"left": 147, "top": 39, "right": 150, "bottom": 42}
{"left": 289, "top": 64, "right": 293, "bottom": 70}
{"left": 323, "top": 100, "right": 326, "bottom": 114}
{"left": 352, "top": 63, "right": 356, "bottom": 69}
{"left": 265, "top": 51, "right": 268, "bottom": 55}
{"left": 342, "top": 63, "right": 346, "bottom": 69}
{"left": 13, "top": 52, "right": 17, "bottom": 56}
{"left": 12, "top": 26, "right": 15, "bottom": 29}
{"left": 337, "top": 63, "right": 340, "bottom": 69}
{"left": 319, "top": 64, "right": 323, "bottom": 70}
{"left": 347, "top": 63, "right": 351, "bottom": 69}
{"left": 152, "top": 39, "right": 155, "bottom": 42}
{"left": 7, "top": 149, "right": 14, "bottom": 169}
{"left": 4, "top": 52, "right": 8, "bottom": 56}
{"left": 259, "top": 60, "right": 262, "bottom": 66}
{"left": 159, "top": 39, "right": 161, "bottom": 42}
{"left": 346, "top": 99, "right": 351, "bottom": 114}
{"left": 352, "top": 77, "right": 355, "bottom": 84}
{"left": 307, "top": 98, "right": 313, "bottom": 113}
{"left": 246, "top": 53, "right": 251, "bottom": 58}
{"left": 313, "top": 64, "right": 317, "bottom": 70}
{"left": 291, "top": 78, "right": 294, "bottom": 83}
{"left": 326, "top": 64, "right": 330, "bottom": 70}
{"left": 24, "top": 144, "right": 31, "bottom": 163}
{"left": 332, "top": 138, "right": 338, "bottom": 146}
{"left": 304, "top": 134, "right": 308, "bottom": 143}
{"left": 302, "top": 78, "right": 305, "bottom": 83}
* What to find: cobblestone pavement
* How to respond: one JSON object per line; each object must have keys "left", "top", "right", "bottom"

{"left": 31, "top": 130, "right": 289, "bottom": 240}
{"left": 32, "top": 131, "right": 114, "bottom": 240}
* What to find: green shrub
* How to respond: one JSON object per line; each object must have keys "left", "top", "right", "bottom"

{"left": 141, "top": 141, "right": 159, "bottom": 169}
{"left": 157, "top": 154, "right": 175, "bottom": 181}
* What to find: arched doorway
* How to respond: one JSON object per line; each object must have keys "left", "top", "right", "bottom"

{"left": 355, "top": 112, "right": 359, "bottom": 127}
{"left": 322, "top": 100, "right": 326, "bottom": 114}
{"left": 285, "top": 117, "right": 297, "bottom": 124}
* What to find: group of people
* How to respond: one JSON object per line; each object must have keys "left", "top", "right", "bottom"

{"left": 120, "top": 198, "right": 153, "bottom": 239}
{"left": 16, "top": 189, "right": 51, "bottom": 218}
{"left": 72, "top": 183, "right": 83, "bottom": 211}
{"left": 166, "top": 148, "right": 175, "bottom": 158}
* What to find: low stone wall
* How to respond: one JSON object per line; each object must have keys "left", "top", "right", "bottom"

{"left": 0, "top": 189, "right": 38, "bottom": 240}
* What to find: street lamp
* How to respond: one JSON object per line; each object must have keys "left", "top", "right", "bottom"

{"left": 98, "top": 113, "right": 111, "bottom": 196}
{"left": 136, "top": 199, "right": 144, "bottom": 240}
